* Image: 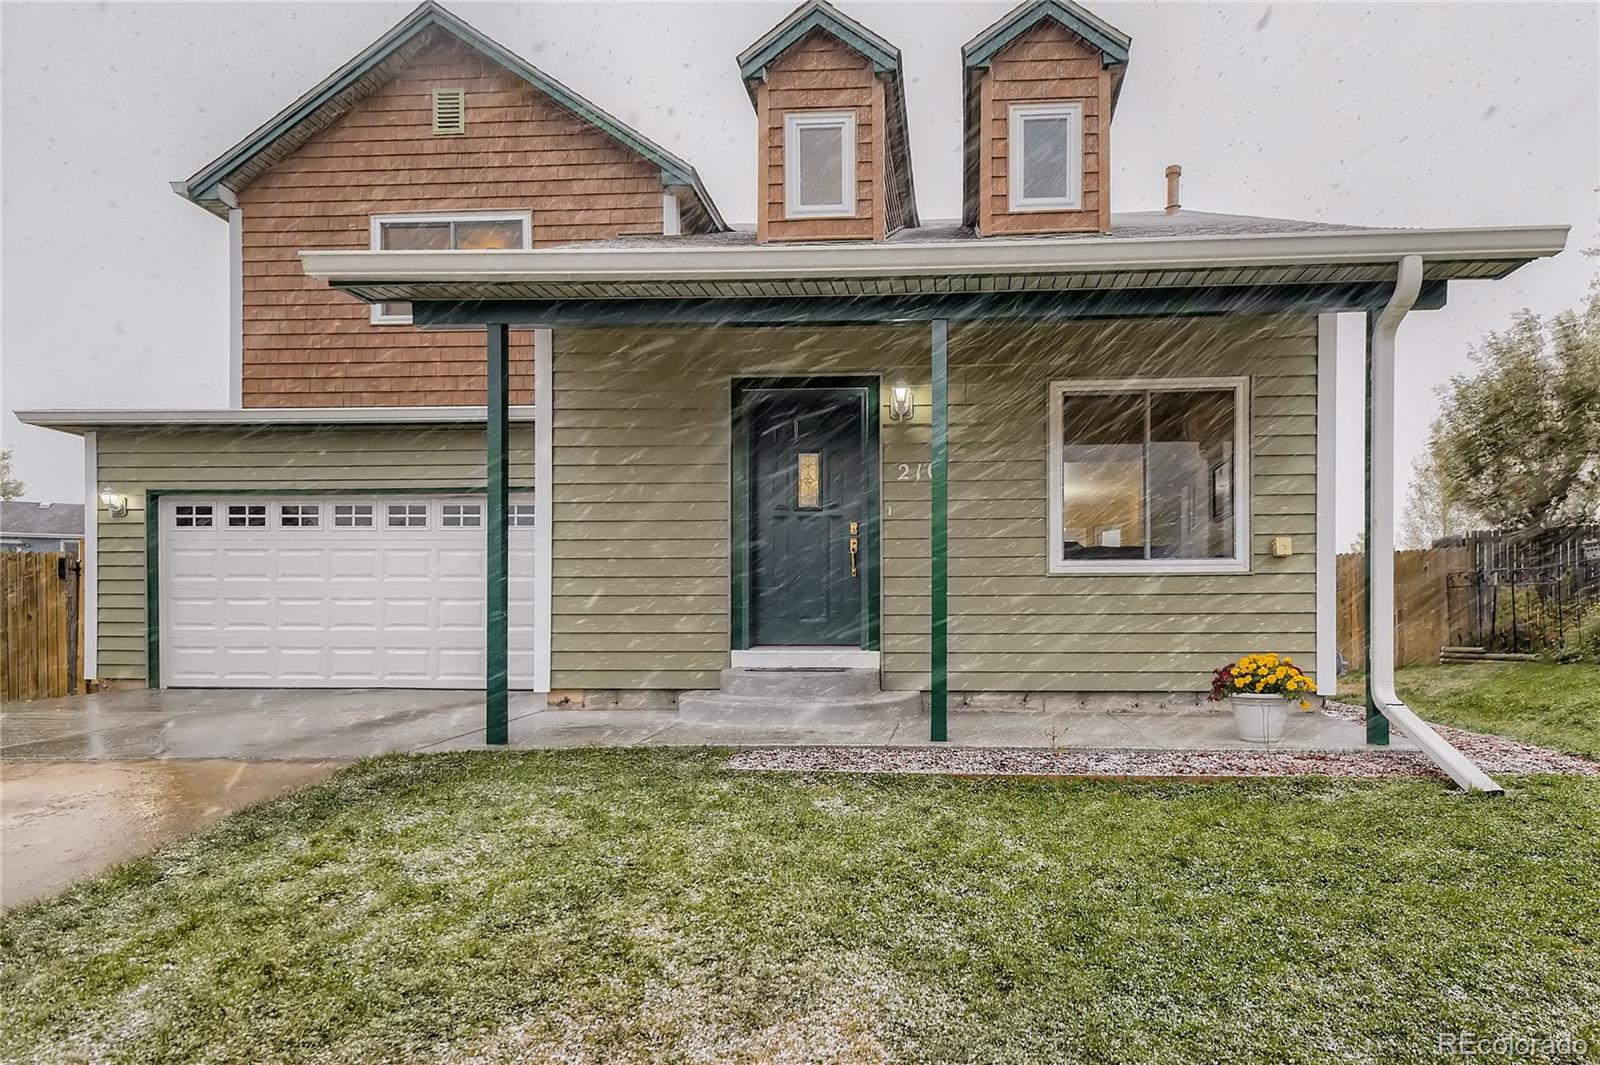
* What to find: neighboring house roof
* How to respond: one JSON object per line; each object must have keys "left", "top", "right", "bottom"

{"left": 0, "top": 502, "right": 85, "bottom": 539}
{"left": 738, "top": 0, "right": 919, "bottom": 231}
{"left": 172, "top": 0, "right": 726, "bottom": 230}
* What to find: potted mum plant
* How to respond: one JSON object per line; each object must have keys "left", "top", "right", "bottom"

{"left": 1208, "top": 653, "right": 1316, "bottom": 743}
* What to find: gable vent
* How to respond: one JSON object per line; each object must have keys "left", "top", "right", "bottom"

{"left": 431, "top": 88, "right": 466, "bottom": 136}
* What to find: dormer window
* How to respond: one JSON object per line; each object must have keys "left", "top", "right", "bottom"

{"left": 1008, "top": 102, "right": 1083, "bottom": 212}
{"left": 783, "top": 111, "right": 856, "bottom": 219}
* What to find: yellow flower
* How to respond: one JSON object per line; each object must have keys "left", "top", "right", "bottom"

{"left": 1299, "top": 700, "right": 1311, "bottom": 710}
{"left": 1284, "top": 657, "right": 1294, "bottom": 665}
{"left": 1235, "top": 677, "right": 1248, "bottom": 688}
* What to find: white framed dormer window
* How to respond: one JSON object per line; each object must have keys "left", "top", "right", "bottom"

{"left": 1008, "top": 102, "right": 1083, "bottom": 212}
{"left": 1048, "top": 377, "right": 1250, "bottom": 575}
{"left": 370, "top": 211, "right": 532, "bottom": 324}
{"left": 783, "top": 111, "right": 856, "bottom": 219}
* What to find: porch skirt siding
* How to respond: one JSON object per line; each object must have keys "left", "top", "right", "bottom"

{"left": 552, "top": 315, "right": 1319, "bottom": 694}
{"left": 94, "top": 426, "right": 535, "bottom": 684}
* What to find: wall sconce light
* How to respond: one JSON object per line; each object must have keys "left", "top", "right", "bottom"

{"left": 99, "top": 487, "right": 128, "bottom": 518}
{"left": 888, "top": 382, "right": 915, "bottom": 422}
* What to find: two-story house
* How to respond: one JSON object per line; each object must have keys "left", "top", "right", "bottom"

{"left": 22, "top": 0, "right": 1568, "bottom": 790}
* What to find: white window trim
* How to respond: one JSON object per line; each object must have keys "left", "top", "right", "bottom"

{"left": 1008, "top": 102, "right": 1084, "bottom": 213}
{"left": 1046, "top": 376, "right": 1251, "bottom": 576}
{"left": 783, "top": 111, "right": 857, "bottom": 220}
{"left": 369, "top": 211, "right": 533, "bottom": 325}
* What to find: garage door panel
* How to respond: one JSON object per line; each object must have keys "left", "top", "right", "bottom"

{"left": 161, "top": 494, "right": 542, "bottom": 689}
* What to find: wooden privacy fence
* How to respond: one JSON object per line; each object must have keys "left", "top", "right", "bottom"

{"left": 1, "top": 550, "right": 84, "bottom": 702}
{"left": 1337, "top": 547, "right": 1471, "bottom": 670}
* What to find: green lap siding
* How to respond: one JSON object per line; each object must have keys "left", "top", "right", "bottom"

{"left": 93, "top": 426, "right": 534, "bottom": 684}
{"left": 551, "top": 315, "right": 1319, "bottom": 695}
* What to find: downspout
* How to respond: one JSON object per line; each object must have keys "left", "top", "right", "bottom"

{"left": 1366, "top": 255, "right": 1502, "bottom": 794}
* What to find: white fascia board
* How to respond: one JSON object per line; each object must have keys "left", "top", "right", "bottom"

{"left": 299, "top": 225, "right": 1569, "bottom": 286}
{"left": 17, "top": 406, "right": 537, "bottom": 433}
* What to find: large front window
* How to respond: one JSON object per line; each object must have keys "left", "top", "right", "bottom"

{"left": 370, "top": 212, "right": 531, "bottom": 324}
{"left": 1048, "top": 378, "right": 1249, "bottom": 574}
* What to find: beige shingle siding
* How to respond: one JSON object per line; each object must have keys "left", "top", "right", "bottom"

{"left": 93, "top": 426, "right": 534, "bottom": 683}
{"left": 551, "top": 315, "right": 1319, "bottom": 695}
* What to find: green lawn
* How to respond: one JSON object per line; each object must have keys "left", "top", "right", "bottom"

{"left": 4, "top": 751, "right": 1598, "bottom": 1064}
{"left": 1343, "top": 662, "right": 1600, "bottom": 760}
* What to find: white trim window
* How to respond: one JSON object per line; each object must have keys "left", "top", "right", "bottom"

{"left": 508, "top": 503, "right": 537, "bottom": 527}
{"left": 333, "top": 503, "right": 375, "bottom": 529}
{"left": 440, "top": 502, "right": 483, "bottom": 528}
{"left": 1048, "top": 377, "right": 1250, "bottom": 575}
{"left": 1008, "top": 102, "right": 1083, "bottom": 213}
{"left": 783, "top": 111, "right": 857, "bottom": 219}
{"left": 173, "top": 503, "right": 214, "bottom": 529}
{"left": 279, "top": 503, "right": 321, "bottom": 529}
{"left": 387, "top": 503, "right": 429, "bottom": 529}
{"left": 226, "top": 503, "right": 268, "bottom": 529}
{"left": 370, "top": 212, "right": 532, "bottom": 324}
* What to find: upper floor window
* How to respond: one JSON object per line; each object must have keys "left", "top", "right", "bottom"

{"left": 1008, "top": 103, "right": 1083, "bottom": 212}
{"left": 1048, "top": 378, "right": 1249, "bottom": 575}
{"left": 370, "top": 212, "right": 532, "bottom": 324}
{"left": 783, "top": 111, "right": 856, "bottom": 219}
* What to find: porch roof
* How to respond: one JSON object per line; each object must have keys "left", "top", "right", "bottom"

{"left": 300, "top": 215, "right": 1568, "bottom": 309}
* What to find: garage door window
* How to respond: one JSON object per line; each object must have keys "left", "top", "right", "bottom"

{"left": 227, "top": 504, "right": 267, "bottom": 528}
{"left": 280, "top": 503, "right": 320, "bottom": 529}
{"left": 173, "top": 504, "right": 213, "bottom": 528}
{"left": 509, "top": 503, "right": 536, "bottom": 527}
{"left": 441, "top": 503, "right": 482, "bottom": 528}
{"left": 388, "top": 503, "right": 428, "bottom": 528}
{"left": 333, "top": 503, "right": 374, "bottom": 528}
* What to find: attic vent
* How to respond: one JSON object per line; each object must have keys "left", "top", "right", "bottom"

{"left": 431, "top": 88, "right": 466, "bottom": 136}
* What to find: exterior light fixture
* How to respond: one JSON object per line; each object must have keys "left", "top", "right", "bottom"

{"left": 888, "top": 382, "right": 915, "bottom": 422}
{"left": 99, "top": 487, "right": 129, "bottom": 518}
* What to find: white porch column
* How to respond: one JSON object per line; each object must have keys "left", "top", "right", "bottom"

{"left": 1315, "top": 314, "right": 1337, "bottom": 695}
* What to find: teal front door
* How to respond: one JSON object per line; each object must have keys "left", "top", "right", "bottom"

{"left": 743, "top": 386, "right": 870, "bottom": 647}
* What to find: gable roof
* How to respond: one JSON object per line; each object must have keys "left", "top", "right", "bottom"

{"left": 172, "top": 1, "right": 726, "bottom": 230}
{"left": 963, "top": 0, "right": 1131, "bottom": 72}
{"left": 737, "top": 0, "right": 900, "bottom": 80}
{"left": 737, "top": 1, "right": 918, "bottom": 231}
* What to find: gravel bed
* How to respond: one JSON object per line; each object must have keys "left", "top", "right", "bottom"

{"left": 728, "top": 703, "right": 1599, "bottom": 780}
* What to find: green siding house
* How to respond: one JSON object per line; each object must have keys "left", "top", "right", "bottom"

{"left": 21, "top": 0, "right": 1568, "bottom": 792}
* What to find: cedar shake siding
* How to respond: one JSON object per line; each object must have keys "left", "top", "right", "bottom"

{"left": 239, "top": 34, "right": 673, "bottom": 408}
{"left": 755, "top": 30, "right": 885, "bottom": 243}
{"left": 548, "top": 316, "right": 1318, "bottom": 695}
{"left": 971, "top": 20, "right": 1112, "bottom": 237}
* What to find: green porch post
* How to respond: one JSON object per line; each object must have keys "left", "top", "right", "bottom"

{"left": 486, "top": 322, "right": 511, "bottom": 745}
{"left": 1362, "top": 311, "right": 1389, "bottom": 744}
{"left": 930, "top": 318, "right": 949, "bottom": 742}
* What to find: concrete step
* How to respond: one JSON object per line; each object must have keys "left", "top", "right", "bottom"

{"left": 677, "top": 687, "right": 923, "bottom": 726}
{"left": 718, "top": 667, "right": 881, "bottom": 699}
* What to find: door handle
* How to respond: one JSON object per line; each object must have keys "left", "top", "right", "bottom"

{"left": 849, "top": 520, "right": 859, "bottom": 578}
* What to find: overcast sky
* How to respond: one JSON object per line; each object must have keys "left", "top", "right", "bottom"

{"left": 2, "top": 1, "right": 1596, "bottom": 546}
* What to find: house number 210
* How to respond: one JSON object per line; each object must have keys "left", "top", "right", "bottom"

{"left": 894, "top": 463, "right": 933, "bottom": 481}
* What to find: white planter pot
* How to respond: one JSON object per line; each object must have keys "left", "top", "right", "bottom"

{"left": 1230, "top": 693, "right": 1290, "bottom": 743}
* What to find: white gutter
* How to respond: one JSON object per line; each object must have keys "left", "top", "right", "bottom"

{"left": 300, "top": 225, "right": 1568, "bottom": 285}
{"left": 17, "top": 406, "right": 537, "bottom": 433}
{"left": 1367, "top": 255, "right": 1502, "bottom": 795}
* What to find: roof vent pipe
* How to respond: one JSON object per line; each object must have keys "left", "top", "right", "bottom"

{"left": 1164, "top": 165, "right": 1182, "bottom": 215}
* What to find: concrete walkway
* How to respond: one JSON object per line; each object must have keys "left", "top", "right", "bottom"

{"left": 1, "top": 687, "right": 1405, "bottom": 761}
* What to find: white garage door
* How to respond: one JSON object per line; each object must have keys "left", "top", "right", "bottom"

{"left": 160, "top": 494, "right": 538, "bottom": 688}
